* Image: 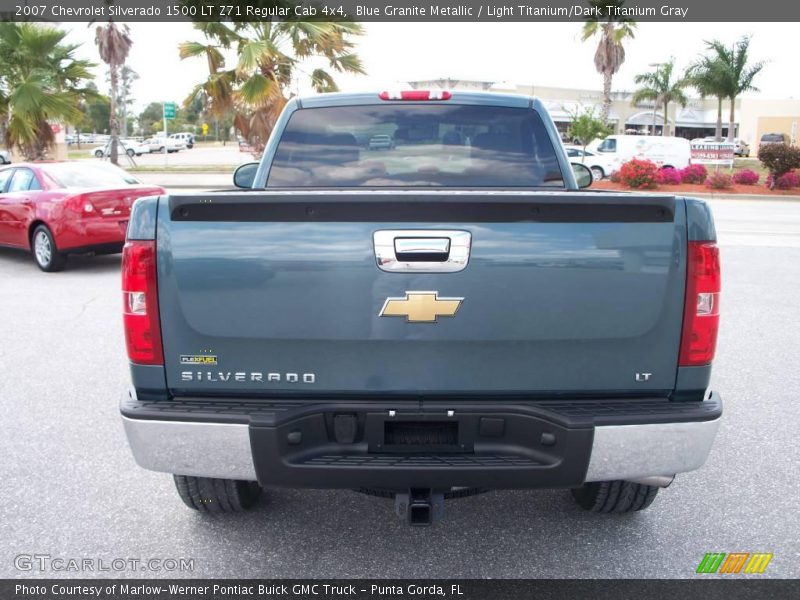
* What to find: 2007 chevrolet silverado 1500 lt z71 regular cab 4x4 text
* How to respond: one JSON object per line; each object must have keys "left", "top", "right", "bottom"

{"left": 120, "top": 91, "right": 722, "bottom": 525}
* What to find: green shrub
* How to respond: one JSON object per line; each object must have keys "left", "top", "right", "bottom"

{"left": 758, "top": 143, "right": 800, "bottom": 183}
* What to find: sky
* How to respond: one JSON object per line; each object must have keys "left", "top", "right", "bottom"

{"left": 64, "top": 21, "right": 798, "bottom": 114}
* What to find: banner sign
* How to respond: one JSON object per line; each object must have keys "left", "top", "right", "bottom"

{"left": 691, "top": 142, "right": 735, "bottom": 166}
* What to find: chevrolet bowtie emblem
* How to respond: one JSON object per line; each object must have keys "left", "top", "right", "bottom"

{"left": 379, "top": 291, "right": 463, "bottom": 323}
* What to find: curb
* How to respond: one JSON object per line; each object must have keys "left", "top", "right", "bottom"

{"left": 687, "top": 192, "right": 800, "bottom": 201}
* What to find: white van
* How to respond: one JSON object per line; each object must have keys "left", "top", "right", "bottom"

{"left": 589, "top": 135, "right": 691, "bottom": 178}
{"left": 169, "top": 132, "right": 195, "bottom": 149}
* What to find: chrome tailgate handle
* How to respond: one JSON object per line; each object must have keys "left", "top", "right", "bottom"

{"left": 394, "top": 237, "right": 450, "bottom": 261}
{"left": 374, "top": 230, "right": 471, "bottom": 273}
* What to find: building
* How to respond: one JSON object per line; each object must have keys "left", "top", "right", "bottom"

{"left": 407, "top": 79, "right": 800, "bottom": 146}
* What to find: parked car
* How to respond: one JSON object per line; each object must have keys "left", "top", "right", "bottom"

{"left": 759, "top": 132, "right": 789, "bottom": 148}
{"left": 0, "top": 149, "right": 11, "bottom": 165}
{"left": 592, "top": 135, "right": 691, "bottom": 177}
{"left": 89, "top": 140, "right": 150, "bottom": 158}
{"left": 564, "top": 146, "right": 615, "bottom": 181}
{"left": 120, "top": 91, "right": 722, "bottom": 524}
{"left": 142, "top": 137, "right": 185, "bottom": 153}
{"left": 0, "top": 162, "right": 164, "bottom": 271}
{"left": 733, "top": 139, "right": 750, "bottom": 157}
{"left": 169, "top": 132, "right": 195, "bottom": 149}
{"left": 368, "top": 134, "right": 395, "bottom": 150}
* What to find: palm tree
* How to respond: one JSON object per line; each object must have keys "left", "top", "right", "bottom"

{"left": 0, "top": 23, "right": 96, "bottom": 160}
{"left": 581, "top": 0, "right": 637, "bottom": 125}
{"left": 180, "top": 21, "right": 366, "bottom": 153}
{"left": 632, "top": 59, "right": 688, "bottom": 136}
{"left": 685, "top": 53, "right": 728, "bottom": 141}
{"left": 95, "top": 22, "right": 133, "bottom": 165}
{"left": 704, "top": 36, "right": 765, "bottom": 142}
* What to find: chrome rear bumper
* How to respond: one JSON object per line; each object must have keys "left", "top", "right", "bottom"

{"left": 121, "top": 391, "right": 721, "bottom": 485}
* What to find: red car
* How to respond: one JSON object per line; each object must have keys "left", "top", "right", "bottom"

{"left": 0, "top": 161, "right": 165, "bottom": 271}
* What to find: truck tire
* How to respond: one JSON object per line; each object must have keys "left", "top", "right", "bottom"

{"left": 173, "top": 475, "right": 261, "bottom": 513}
{"left": 571, "top": 480, "right": 658, "bottom": 513}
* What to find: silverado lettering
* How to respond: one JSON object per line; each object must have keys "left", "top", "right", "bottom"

{"left": 179, "top": 372, "right": 316, "bottom": 383}
{"left": 120, "top": 90, "right": 722, "bottom": 525}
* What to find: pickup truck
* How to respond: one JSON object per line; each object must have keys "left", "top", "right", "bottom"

{"left": 120, "top": 91, "right": 722, "bottom": 525}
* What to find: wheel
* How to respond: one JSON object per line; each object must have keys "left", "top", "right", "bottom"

{"left": 590, "top": 166, "right": 604, "bottom": 181}
{"left": 173, "top": 475, "right": 261, "bottom": 513}
{"left": 157, "top": 146, "right": 164, "bottom": 153}
{"left": 126, "top": 148, "right": 135, "bottom": 157}
{"left": 31, "top": 225, "right": 66, "bottom": 272}
{"left": 94, "top": 149, "right": 104, "bottom": 158}
{"left": 571, "top": 480, "right": 658, "bottom": 513}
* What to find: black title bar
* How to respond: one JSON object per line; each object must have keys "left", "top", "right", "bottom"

{"left": 1, "top": 0, "right": 800, "bottom": 22}
{"left": 3, "top": 579, "right": 800, "bottom": 600}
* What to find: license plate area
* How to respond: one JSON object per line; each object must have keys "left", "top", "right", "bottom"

{"left": 366, "top": 414, "right": 469, "bottom": 453}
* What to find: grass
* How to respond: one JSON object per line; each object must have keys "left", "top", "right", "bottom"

{"left": 731, "top": 157, "right": 769, "bottom": 178}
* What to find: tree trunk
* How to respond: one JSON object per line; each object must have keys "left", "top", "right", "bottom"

{"left": 663, "top": 101, "right": 669, "bottom": 136}
{"left": 728, "top": 97, "right": 736, "bottom": 142}
{"left": 715, "top": 97, "right": 723, "bottom": 141}
{"left": 109, "top": 64, "right": 119, "bottom": 165}
{"left": 601, "top": 72, "right": 612, "bottom": 126}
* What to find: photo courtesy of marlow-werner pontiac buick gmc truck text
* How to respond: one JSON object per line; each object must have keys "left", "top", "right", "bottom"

{"left": 119, "top": 90, "right": 722, "bottom": 525}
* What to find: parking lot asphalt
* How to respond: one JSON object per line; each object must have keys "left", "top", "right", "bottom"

{"left": 0, "top": 197, "right": 798, "bottom": 578}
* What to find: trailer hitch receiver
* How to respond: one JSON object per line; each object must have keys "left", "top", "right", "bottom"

{"left": 395, "top": 489, "right": 445, "bottom": 526}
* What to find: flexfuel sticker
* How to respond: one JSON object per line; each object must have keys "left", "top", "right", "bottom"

{"left": 180, "top": 355, "right": 218, "bottom": 366}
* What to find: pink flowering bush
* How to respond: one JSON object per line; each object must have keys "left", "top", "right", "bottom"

{"left": 679, "top": 164, "right": 708, "bottom": 184}
{"left": 732, "top": 169, "right": 759, "bottom": 185}
{"left": 656, "top": 167, "right": 682, "bottom": 185}
{"left": 767, "top": 171, "right": 800, "bottom": 190}
{"left": 705, "top": 172, "right": 734, "bottom": 190}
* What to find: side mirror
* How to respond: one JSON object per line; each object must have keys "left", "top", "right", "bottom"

{"left": 571, "top": 163, "right": 593, "bottom": 189}
{"left": 233, "top": 162, "right": 259, "bottom": 189}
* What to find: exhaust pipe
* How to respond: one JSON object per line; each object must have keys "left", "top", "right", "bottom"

{"left": 629, "top": 475, "right": 675, "bottom": 488}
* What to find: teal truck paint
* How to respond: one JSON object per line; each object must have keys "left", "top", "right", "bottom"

{"left": 120, "top": 91, "right": 722, "bottom": 524}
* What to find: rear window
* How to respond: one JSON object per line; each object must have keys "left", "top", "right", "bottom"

{"left": 39, "top": 163, "right": 140, "bottom": 188}
{"left": 266, "top": 104, "right": 564, "bottom": 188}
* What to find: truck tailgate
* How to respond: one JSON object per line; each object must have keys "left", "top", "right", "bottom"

{"left": 156, "top": 192, "right": 686, "bottom": 396}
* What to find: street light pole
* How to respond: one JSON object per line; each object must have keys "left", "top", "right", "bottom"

{"left": 163, "top": 101, "right": 168, "bottom": 168}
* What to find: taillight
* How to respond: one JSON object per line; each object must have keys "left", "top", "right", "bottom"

{"left": 379, "top": 90, "right": 452, "bottom": 101}
{"left": 66, "top": 194, "right": 94, "bottom": 215}
{"left": 121, "top": 240, "right": 163, "bottom": 365}
{"left": 679, "top": 241, "right": 721, "bottom": 366}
